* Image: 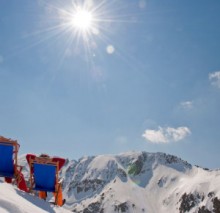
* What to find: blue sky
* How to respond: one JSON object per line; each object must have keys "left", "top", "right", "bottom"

{"left": 1, "top": 0, "right": 220, "bottom": 168}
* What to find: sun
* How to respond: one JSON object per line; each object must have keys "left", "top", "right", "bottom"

{"left": 72, "top": 8, "right": 93, "bottom": 31}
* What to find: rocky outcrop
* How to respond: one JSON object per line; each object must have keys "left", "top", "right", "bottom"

{"left": 179, "top": 193, "right": 204, "bottom": 213}
{"left": 179, "top": 191, "right": 220, "bottom": 213}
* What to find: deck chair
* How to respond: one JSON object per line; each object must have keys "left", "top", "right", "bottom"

{"left": 0, "top": 136, "right": 27, "bottom": 191}
{"left": 0, "top": 137, "right": 19, "bottom": 178}
{"left": 29, "top": 156, "right": 62, "bottom": 205}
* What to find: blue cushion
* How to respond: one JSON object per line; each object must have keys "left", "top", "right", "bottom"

{"left": 0, "top": 144, "right": 14, "bottom": 177}
{"left": 33, "top": 163, "right": 56, "bottom": 192}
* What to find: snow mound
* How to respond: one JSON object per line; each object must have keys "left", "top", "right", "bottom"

{"left": 0, "top": 181, "right": 71, "bottom": 213}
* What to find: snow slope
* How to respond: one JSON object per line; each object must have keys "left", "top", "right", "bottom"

{"left": 0, "top": 181, "right": 71, "bottom": 213}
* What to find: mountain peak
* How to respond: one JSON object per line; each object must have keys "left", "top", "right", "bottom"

{"left": 17, "top": 151, "right": 220, "bottom": 213}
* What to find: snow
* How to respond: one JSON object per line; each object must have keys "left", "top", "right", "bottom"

{"left": 0, "top": 181, "right": 71, "bottom": 213}
{"left": 1, "top": 151, "right": 220, "bottom": 212}
{"left": 58, "top": 151, "right": 220, "bottom": 213}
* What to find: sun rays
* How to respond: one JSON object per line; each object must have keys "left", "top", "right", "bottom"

{"left": 17, "top": 0, "right": 141, "bottom": 81}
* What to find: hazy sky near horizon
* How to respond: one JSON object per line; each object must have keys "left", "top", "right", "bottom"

{"left": 0, "top": 0, "right": 220, "bottom": 168}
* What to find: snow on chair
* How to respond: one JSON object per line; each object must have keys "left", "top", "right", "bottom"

{"left": 29, "top": 156, "right": 62, "bottom": 205}
{"left": 0, "top": 136, "right": 27, "bottom": 192}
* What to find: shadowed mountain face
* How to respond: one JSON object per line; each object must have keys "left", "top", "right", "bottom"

{"left": 19, "top": 152, "right": 220, "bottom": 213}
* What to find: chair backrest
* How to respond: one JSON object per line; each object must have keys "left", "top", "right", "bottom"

{"left": 0, "top": 143, "right": 14, "bottom": 177}
{"left": 0, "top": 139, "right": 19, "bottom": 178}
{"left": 29, "top": 157, "right": 59, "bottom": 193}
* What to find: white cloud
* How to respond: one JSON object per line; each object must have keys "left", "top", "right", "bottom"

{"left": 142, "top": 126, "right": 191, "bottom": 144}
{"left": 180, "top": 101, "right": 193, "bottom": 110}
{"left": 209, "top": 71, "right": 220, "bottom": 88}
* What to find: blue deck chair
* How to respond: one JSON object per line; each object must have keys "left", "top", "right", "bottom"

{"left": 0, "top": 138, "right": 19, "bottom": 178}
{"left": 33, "top": 163, "right": 57, "bottom": 192}
{"left": 29, "top": 157, "right": 60, "bottom": 202}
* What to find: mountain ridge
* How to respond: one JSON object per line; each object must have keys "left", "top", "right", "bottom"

{"left": 19, "top": 151, "right": 220, "bottom": 213}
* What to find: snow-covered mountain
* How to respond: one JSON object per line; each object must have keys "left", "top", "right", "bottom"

{"left": 3, "top": 151, "right": 220, "bottom": 213}
{"left": 18, "top": 151, "right": 220, "bottom": 213}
